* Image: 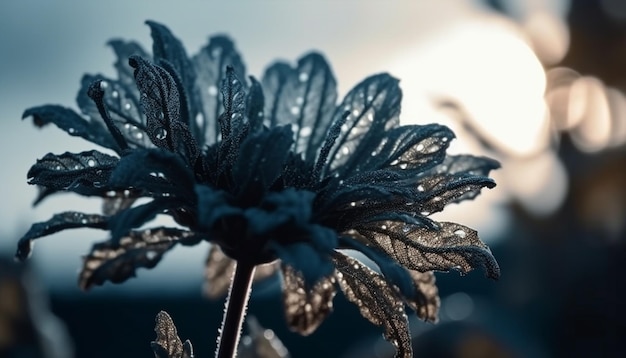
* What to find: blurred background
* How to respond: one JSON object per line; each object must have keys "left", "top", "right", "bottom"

{"left": 1, "top": 0, "right": 625, "bottom": 357}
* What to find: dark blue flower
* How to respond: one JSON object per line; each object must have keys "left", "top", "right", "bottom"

{"left": 16, "top": 21, "right": 500, "bottom": 357}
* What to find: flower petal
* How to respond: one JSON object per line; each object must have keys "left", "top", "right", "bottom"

{"left": 107, "top": 39, "right": 150, "bottom": 90}
{"left": 192, "top": 35, "right": 247, "bottom": 144}
{"left": 109, "top": 148, "right": 195, "bottom": 201}
{"left": 325, "top": 74, "right": 402, "bottom": 176}
{"left": 406, "top": 270, "right": 440, "bottom": 323}
{"left": 359, "top": 221, "right": 500, "bottom": 279}
{"left": 79, "top": 227, "right": 192, "bottom": 290}
{"left": 22, "top": 105, "right": 118, "bottom": 150}
{"left": 281, "top": 264, "right": 336, "bottom": 335}
{"left": 16, "top": 212, "right": 108, "bottom": 261}
{"left": 77, "top": 74, "right": 152, "bottom": 149}
{"left": 150, "top": 311, "right": 194, "bottom": 358}
{"left": 27, "top": 150, "right": 118, "bottom": 199}
{"left": 333, "top": 252, "right": 412, "bottom": 358}
{"left": 261, "top": 53, "right": 337, "bottom": 162}
{"left": 129, "top": 56, "right": 199, "bottom": 163}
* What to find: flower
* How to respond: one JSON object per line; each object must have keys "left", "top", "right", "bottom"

{"left": 16, "top": 21, "right": 500, "bottom": 357}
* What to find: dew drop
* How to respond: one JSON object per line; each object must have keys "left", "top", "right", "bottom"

{"left": 81, "top": 218, "right": 88, "bottom": 224}
{"left": 352, "top": 109, "right": 360, "bottom": 116}
{"left": 366, "top": 95, "right": 373, "bottom": 101}
{"left": 99, "top": 81, "right": 108, "bottom": 90}
{"left": 145, "top": 251, "right": 157, "bottom": 260}
{"left": 350, "top": 202, "right": 356, "bottom": 207}
{"left": 211, "top": 47, "right": 222, "bottom": 58}
{"left": 296, "top": 96, "right": 304, "bottom": 105}
{"left": 416, "top": 143, "right": 425, "bottom": 151}
{"left": 371, "top": 151, "right": 378, "bottom": 156}
{"left": 298, "top": 72, "right": 309, "bottom": 82}
{"left": 55, "top": 165, "right": 61, "bottom": 170}
{"left": 341, "top": 147, "right": 350, "bottom": 155}
{"left": 111, "top": 90, "right": 119, "bottom": 98}
{"left": 399, "top": 163, "right": 408, "bottom": 169}
{"left": 367, "top": 113, "right": 374, "bottom": 122}
{"left": 421, "top": 211, "right": 430, "bottom": 216}
{"left": 155, "top": 128, "right": 167, "bottom": 140}
{"left": 300, "top": 126, "right": 312, "bottom": 137}
{"left": 106, "top": 190, "right": 116, "bottom": 197}
{"left": 454, "top": 229, "right": 467, "bottom": 238}
{"left": 231, "top": 79, "right": 238, "bottom": 85}
{"left": 290, "top": 106, "right": 300, "bottom": 115}
{"left": 68, "top": 128, "right": 76, "bottom": 134}
{"left": 417, "top": 185, "right": 425, "bottom": 192}
{"left": 442, "top": 137, "right": 449, "bottom": 142}
{"left": 381, "top": 224, "right": 387, "bottom": 230}
{"left": 87, "top": 159, "right": 96, "bottom": 167}
{"left": 207, "top": 86, "right": 218, "bottom": 96}
{"left": 124, "top": 103, "right": 131, "bottom": 110}
{"left": 195, "top": 113, "right": 204, "bottom": 127}
{"left": 353, "top": 263, "right": 360, "bottom": 270}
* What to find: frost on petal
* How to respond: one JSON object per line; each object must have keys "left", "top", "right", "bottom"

{"left": 280, "top": 264, "right": 336, "bottom": 335}
{"left": 79, "top": 227, "right": 192, "bottom": 290}
{"left": 333, "top": 252, "right": 412, "bottom": 358}
{"left": 151, "top": 311, "right": 194, "bottom": 358}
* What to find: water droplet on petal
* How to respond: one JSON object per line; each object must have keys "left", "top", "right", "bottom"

{"left": 296, "top": 96, "right": 304, "bottom": 105}
{"left": 350, "top": 202, "right": 356, "bottom": 207}
{"left": 195, "top": 113, "right": 204, "bottom": 127}
{"left": 290, "top": 106, "right": 300, "bottom": 115}
{"left": 454, "top": 229, "right": 467, "bottom": 238}
{"left": 352, "top": 109, "right": 360, "bottom": 116}
{"left": 341, "top": 147, "right": 350, "bottom": 155}
{"left": 124, "top": 103, "right": 131, "bottom": 110}
{"left": 87, "top": 159, "right": 96, "bottom": 167}
{"left": 381, "top": 224, "right": 388, "bottom": 230}
{"left": 68, "top": 128, "right": 76, "bottom": 134}
{"left": 55, "top": 165, "right": 61, "bottom": 170}
{"left": 421, "top": 211, "right": 430, "bottom": 216}
{"left": 416, "top": 143, "right": 425, "bottom": 151}
{"left": 366, "top": 95, "right": 373, "bottom": 101}
{"left": 81, "top": 218, "right": 88, "bottom": 224}
{"left": 111, "top": 90, "right": 119, "bottom": 98}
{"left": 298, "top": 72, "right": 309, "bottom": 82}
{"left": 155, "top": 128, "right": 167, "bottom": 140}
{"left": 145, "top": 251, "right": 157, "bottom": 260}
{"left": 99, "top": 81, "right": 108, "bottom": 90}
{"left": 399, "top": 163, "right": 408, "bottom": 169}
{"left": 208, "top": 86, "right": 218, "bottom": 96}
{"left": 300, "top": 126, "right": 312, "bottom": 137}
{"left": 417, "top": 185, "right": 425, "bottom": 192}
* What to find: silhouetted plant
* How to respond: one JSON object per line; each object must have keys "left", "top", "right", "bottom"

{"left": 16, "top": 21, "right": 500, "bottom": 357}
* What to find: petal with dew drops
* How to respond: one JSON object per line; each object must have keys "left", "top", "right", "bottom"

{"left": 406, "top": 270, "right": 440, "bottom": 323}
{"left": 333, "top": 252, "right": 412, "bottom": 358}
{"left": 358, "top": 221, "right": 500, "bottom": 279}
{"left": 281, "top": 264, "right": 336, "bottom": 335}
{"left": 79, "top": 227, "right": 194, "bottom": 290}
{"left": 16, "top": 212, "right": 108, "bottom": 261}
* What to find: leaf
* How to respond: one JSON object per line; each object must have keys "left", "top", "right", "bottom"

{"left": 151, "top": 311, "right": 194, "bottom": 358}
{"left": 27, "top": 150, "right": 118, "bottom": 196}
{"left": 79, "top": 227, "right": 192, "bottom": 290}
{"left": 359, "top": 221, "right": 500, "bottom": 279}
{"left": 280, "top": 264, "right": 336, "bottom": 335}
{"left": 261, "top": 53, "right": 337, "bottom": 162}
{"left": 23, "top": 105, "right": 118, "bottom": 151}
{"left": 203, "top": 245, "right": 278, "bottom": 299}
{"left": 406, "top": 270, "right": 440, "bottom": 323}
{"left": 192, "top": 35, "right": 247, "bottom": 144}
{"left": 129, "top": 56, "right": 199, "bottom": 163}
{"left": 16, "top": 212, "right": 108, "bottom": 261}
{"left": 332, "top": 252, "right": 412, "bottom": 358}
{"left": 325, "top": 74, "right": 402, "bottom": 176}
{"left": 109, "top": 148, "right": 195, "bottom": 201}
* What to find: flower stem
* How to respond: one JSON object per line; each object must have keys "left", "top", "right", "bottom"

{"left": 216, "top": 260, "right": 256, "bottom": 358}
